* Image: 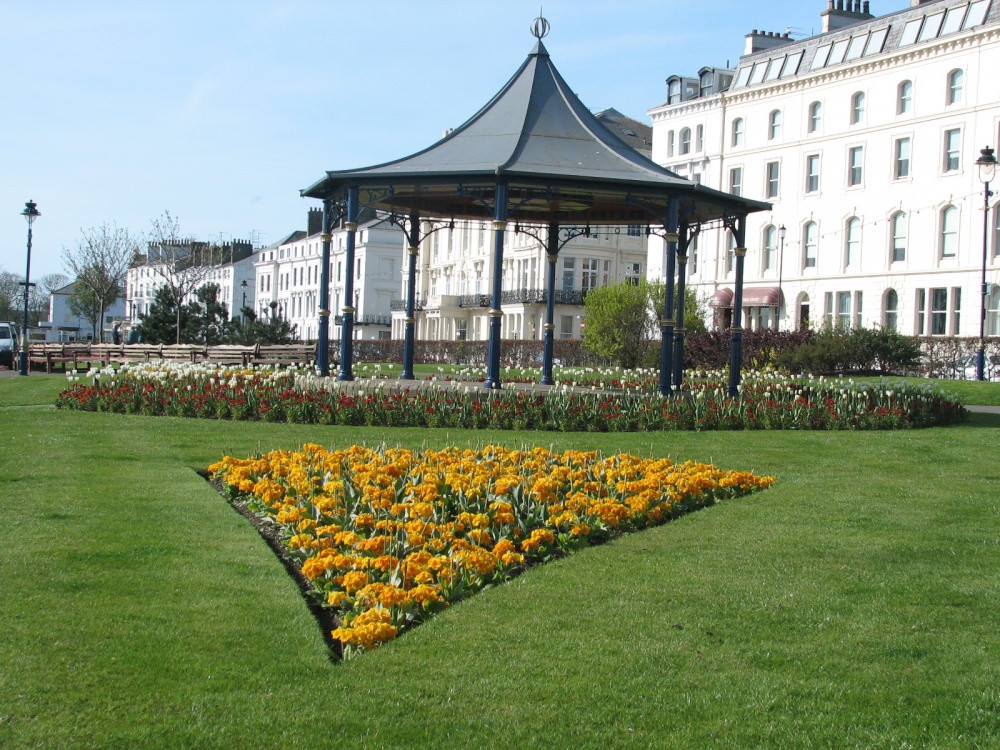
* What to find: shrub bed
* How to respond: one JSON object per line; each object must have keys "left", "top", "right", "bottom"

{"left": 56, "top": 363, "right": 967, "bottom": 431}
{"left": 210, "top": 443, "right": 776, "bottom": 657}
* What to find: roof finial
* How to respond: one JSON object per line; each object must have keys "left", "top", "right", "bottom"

{"left": 531, "top": 10, "right": 550, "bottom": 40}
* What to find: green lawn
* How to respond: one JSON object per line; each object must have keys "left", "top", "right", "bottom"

{"left": 1, "top": 375, "right": 998, "bottom": 749}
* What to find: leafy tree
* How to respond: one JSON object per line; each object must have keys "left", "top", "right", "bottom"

{"left": 582, "top": 280, "right": 658, "bottom": 368}
{"left": 68, "top": 284, "right": 106, "bottom": 340}
{"left": 583, "top": 281, "right": 708, "bottom": 368}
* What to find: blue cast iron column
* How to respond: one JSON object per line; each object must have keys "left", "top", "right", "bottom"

{"left": 541, "top": 221, "right": 558, "bottom": 385}
{"left": 401, "top": 212, "right": 420, "bottom": 380}
{"left": 727, "top": 215, "right": 748, "bottom": 397}
{"left": 658, "top": 199, "right": 679, "bottom": 396}
{"left": 316, "top": 199, "right": 334, "bottom": 377}
{"left": 485, "top": 183, "right": 508, "bottom": 389}
{"left": 672, "top": 223, "right": 689, "bottom": 391}
{"left": 339, "top": 186, "right": 359, "bottom": 381}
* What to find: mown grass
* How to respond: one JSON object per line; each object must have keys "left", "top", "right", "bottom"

{"left": 1, "top": 376, "right": 998, "bottom": 748}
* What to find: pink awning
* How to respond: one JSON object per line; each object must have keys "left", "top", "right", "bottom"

{"left": 709, "top": 287, "right": 734, "bottom": 307}
{"left": 741, "top": 287, "right": 783, "bottom": 306}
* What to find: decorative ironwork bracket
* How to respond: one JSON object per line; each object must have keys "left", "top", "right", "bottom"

{"left": 386, "top": 213, "right": 454, "bottom": 245}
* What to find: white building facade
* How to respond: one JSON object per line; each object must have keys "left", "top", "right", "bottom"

{"left": 390, "top": 220, "right": 647, "bottom": 342}
{"left": 125, "top": 240, "right": 256, "bottom": 327}
{"left": 648, "top": 0, "right": 1000, "bottom": 338}
{"left": 254, "top": 210, "right": 405, "bottom": 341}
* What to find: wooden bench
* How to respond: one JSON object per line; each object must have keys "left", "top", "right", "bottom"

{"left": 160, "top": 345, "right": 204, "bottom": 363}
{"left": 120, "top": 344, "right": 164, "bottom": 364}
{"left": 203, "top": 345, "right": 257, "bottom": 367}
{"left": 250, "top": 344, "right": 317, "bottom": 367}
{"left": 27, "top": 343, "right": 93, "bottom": 373}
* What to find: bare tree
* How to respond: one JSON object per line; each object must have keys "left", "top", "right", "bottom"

{"left": 144, "top": 211, "right": 234, "bottom": 344}
{"left": 63, "top": 224, "right": 140, "bottom": 342}
{"left": 0, "top": 271, "right": 21, "bottom": 322}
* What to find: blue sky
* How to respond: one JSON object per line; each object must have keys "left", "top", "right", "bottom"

{"left": 2, "top": 0, "right": 911, "bottom": 279}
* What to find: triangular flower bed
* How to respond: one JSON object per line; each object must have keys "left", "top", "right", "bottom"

{"left": 210, "top": 444, "right": 775, "bottom": 659}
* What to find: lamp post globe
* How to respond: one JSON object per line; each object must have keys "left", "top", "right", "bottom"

{"left": 18, "top": 200, "right": 40, "bottom": 376}
{"left": 975, "top": 146, "right": 997, "bottom": 381}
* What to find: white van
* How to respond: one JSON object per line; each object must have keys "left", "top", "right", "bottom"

{"left": 0, "top": 322, "right": 19, "bottom": 369}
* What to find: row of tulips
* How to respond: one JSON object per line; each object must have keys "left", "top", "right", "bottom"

{"left": 55, "top": 362, "right": 966, "bottom": 431}
{"left": 210, "top": 443, "right": 776, "bottom": 656}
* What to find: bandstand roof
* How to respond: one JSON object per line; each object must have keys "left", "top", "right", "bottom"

{"left": 303, "top": 36, "right": 769, "bottom": 225}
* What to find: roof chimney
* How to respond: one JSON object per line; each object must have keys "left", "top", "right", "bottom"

{"left": 821, "top": 0, "right": 875, "bottom": 32}
{"left": 744, "top": 29, "right": 795, "bottom": 55}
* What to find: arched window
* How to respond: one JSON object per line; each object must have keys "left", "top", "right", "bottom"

{"left": 948, "top": 69, "right": 964, "bottom": 105}
{"left": 808, "top": 101, "right": 822, "bottom": 133}
{"left": 732, "top": 117, "right": 744, "bottom": 147}
{"left": 845, "top": 217, "right": 861, "bottom": 266}
{"left": 667, "top": 130, "right": 675, "bottom": 158}
{"left": 897, "top": 80, "right": 913, "bottom": 114}
{"left": 679, "top": 128, "right": 691, "bottom": 155}
{"left": 695, "top": 124, "right": 704, "bottom": 152}
{"left": 883, "top": 289, "right": 899, "bottom": 332}
{"left": 940, "top": 205, "right": 958, "bottom": 257}
{"left": 763, "top": 225, "right": 777, "bottom": 271}
{"left": 769, "top": 110, "right": 782, "bottom": 140}
{"left": 803, "top": 222, "right": 818, "bottom": 269}
{"left": 851, "top": 91, "right": 866, "bottom": 124}
{"left": 891, "top": 211, "right": 907, "bottom": 263}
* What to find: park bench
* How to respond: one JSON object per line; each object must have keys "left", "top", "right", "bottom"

{"left": 250, "top": 344, "right": 317, "bottom": 368}
{"left": 120, "top": 344, "right": 165, "bottom": 363}
{"left": 85, "top": 344, "right": 125, "bottom": 368}
{"left": 160, "top": 344, "right": 203, "bottom": 363}
{"left": 27, "top": 343, "right": 92, "bottom": 373}
{"left": 203, "top": 345, "right": 257, "bottom": 366}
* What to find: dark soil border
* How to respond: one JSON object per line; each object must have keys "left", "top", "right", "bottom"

{"left": 197, "top": 469, "right": 343, "bottom": 661}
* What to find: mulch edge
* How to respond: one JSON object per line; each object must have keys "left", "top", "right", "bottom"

{"left": 198, "top": 469, "right": 344, "bottom": 661}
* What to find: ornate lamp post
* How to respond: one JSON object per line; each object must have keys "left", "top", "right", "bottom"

{"left": 975, "top": 146, "right": 996, "bottom": 381}
{"left": 776, "top": 224, "right": 786, "bottom": 331}
{"left": 240, "top": 279, "right": 248, "bottom": 318}
{"left": 18, "top": 200, "right": 40, "bottom": 376}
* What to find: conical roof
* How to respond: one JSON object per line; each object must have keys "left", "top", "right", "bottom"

{"left": 303, "top": 39, "right": 768, "bottom": 224}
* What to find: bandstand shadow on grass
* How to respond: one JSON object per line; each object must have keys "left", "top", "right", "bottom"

{"left": 302, "top": 17, "right": 768, "bottom": 396}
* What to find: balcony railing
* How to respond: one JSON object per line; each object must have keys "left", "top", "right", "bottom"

{"left": 389, "top": 298, "right": 425, "bottom": 312}
{"left": 334, "top": 314, "right": 391, "bottom": 326}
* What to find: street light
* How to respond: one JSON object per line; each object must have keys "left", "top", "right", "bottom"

{"left": 18, "top": 200, "right": 40, "bottom": 376}
{"left": 975, "top": 146, "right": 996, "bottom": 381}
{"left": 776, "top": 224, "right": 786, "bottom": 331}
{"left": 240, "top": 279, "right": 248, "bottom": 318}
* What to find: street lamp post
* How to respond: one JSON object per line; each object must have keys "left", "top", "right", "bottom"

{"left": 975, "top": 146, "right": 996, "bottom": 381}
{"left": 240, "top": 279, "right": 248, "bottom": 318}
{"left": 776, "top": 224, "right": 786, "bottom": 331}
{"left": 18, "top": 200, "right": 40, "bottom": 376}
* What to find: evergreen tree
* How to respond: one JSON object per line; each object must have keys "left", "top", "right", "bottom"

{"left": 189, "top": 284, "right": 230, "bottom": 345}
{"left": 135, "top": 286, "right": 197, "bottom": 344}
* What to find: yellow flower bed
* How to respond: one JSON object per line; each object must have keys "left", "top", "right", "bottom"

{"left": 210, "top": 444, "right": 775, "bottom": 658}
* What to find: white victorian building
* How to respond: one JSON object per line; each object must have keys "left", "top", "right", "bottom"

{"left": 255, "top": 208, "right": 404, "bottom": 341}
{"left": 648, "top": 0, "right": 1000, "bottom": 337}
{"left": 125, "top": 240, "right": 256, "bottom": 327}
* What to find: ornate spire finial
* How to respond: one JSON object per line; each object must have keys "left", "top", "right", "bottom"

{"left": 531, "top": 10, "right": 550, "bottom": 40}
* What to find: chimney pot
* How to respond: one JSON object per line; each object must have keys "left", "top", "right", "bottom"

{"left": 863, "top": 1, "right": 870, "bottom": 12}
